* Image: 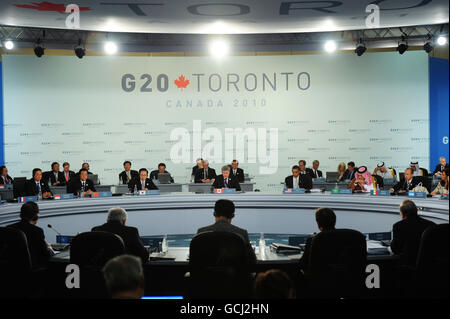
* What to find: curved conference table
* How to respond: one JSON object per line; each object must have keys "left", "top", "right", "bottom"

{"left": 0, "top": 192, "right": 448, "bottom": 243}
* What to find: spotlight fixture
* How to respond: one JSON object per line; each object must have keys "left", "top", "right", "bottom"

{"left": 74, "top": 39, "right": 85, "bottom": 59}
{"left": 34, "top": 39, "right": 45, "bottom": 57}
{"left": 104, "top": 41, "right": 118, "bottom": 55}
{"left": 396, "top": 36, "right": 408, "bottom": 55}
{"left": 4, "top": 40, "right": 14, "bottom": 50}
{"left": 355, "top": 39, "right": 367, "bottom": 56}
{"left": 324, "top": 40, "right": 337, "bottom": 53}
{"left": 437, "top": 36, "right": 447, "bottom": 46}
{"left": 209, "top": 39, "right": 229, "bottom": 59}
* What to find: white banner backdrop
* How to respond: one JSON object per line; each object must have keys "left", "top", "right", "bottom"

{"left": 2, "top": 52, "right": 429, "bottom": 191}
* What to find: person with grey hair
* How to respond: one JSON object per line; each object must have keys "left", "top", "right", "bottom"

{"left": 433, "top": 157, "right": 449, "bottom": 176}
{"left": 213, "top": 165, "right": 241, "bottom": 191}
{"left": 194, "top": 159, "right": 217, "bottom": 183}
{"left": 103, "top": 255, "right": 145, "bottom": 299}
{"left": 92, "top": 207, "right": 149, "bottom": 263}
{"left": 309, "top": 160, "right": 323, "bottom": 179}
{"left": 390, "top": 200, "right": 435, "bottom": 266}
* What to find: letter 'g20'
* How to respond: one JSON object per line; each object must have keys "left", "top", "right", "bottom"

{"left": 122, "top": 73, "right": 169, "bottom": 93}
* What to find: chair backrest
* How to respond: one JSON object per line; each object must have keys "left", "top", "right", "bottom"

{"left": 308, "top": 229, "right": 367, "bottom": 298}
{"left": 0, "top": 227, "right": 32, "bottom": 272}
{"left": 70, "top": 231, "right": 125, "bottom": 268}
{"left": 13, "top": 177, "right": 28, "bottom": 198}
{"left": 373, "top": 175, "right": 384, "bottom": 188}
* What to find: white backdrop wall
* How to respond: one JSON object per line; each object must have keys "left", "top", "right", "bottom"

{"left": 2, "top": 52, "right": 429, "bottom": 191}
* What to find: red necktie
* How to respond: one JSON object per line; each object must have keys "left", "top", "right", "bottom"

{"left": 65, "top": 173, "right": 69, "bottom": 182}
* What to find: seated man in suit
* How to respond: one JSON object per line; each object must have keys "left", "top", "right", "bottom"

{"left": 343, "top": 161, "right": 357, "bottom": 181}
{"left": 7, "top": 202, "right": 53, "bottom": 269}
{"left": 229, "top": 159, "right": 245, "bottom": 183}
{"left": 67, "top": 168, "right": 96, "bottom": 196}
{"left": 76, "top": 162, "right": 94, "bottom": 177}
{"left": 390, "top": 168, "right": 420, "bottom": 195}
{"left": 298, "top": 207, "right": 336, "bottom": 273}
{"left": 150, "top": 163, "right": 174, "bottom": 183}
{"left": 197, "top": 199, "right": 256, "bottom": 264}
{"left": 0, "top": 165, "right": 13, "bottom": 185}
{"left": 433, "top": 157, "right": 449, "bottom": 176}
{"left": 45, "top": 162, "right": 66, "bottom": 186}
{"left": 62, "top": 162, "right": 76, "bottom": 185}
{"left": 119, "top": 161, "right": 139, "bottom": 185}
{"left": 285, "top": 165, "right": 313, "bottom": 190}
{"left": 298, "top": 160, "right": 313, "bottom": 177}
{"left": 128, "top": 168, "right": 158, "bottom": 192}
{"left": 213, "top": 166, "right": 241, "bottom": 191}
{"left": 92, "top": 207, "right": 149, "bottom": 264}
{"left": 194, "top": 160, "right": 217, "bottom": 183}
{"left": 191, "top": 158, "right": 203, "bottom": 180}
{"left": 309, "top": 160, "right": 323, "bottom": 179}
{"left": 391, "top": 200, "right": 435, "bottom": 266}
{"left": 24, "top": 168, "right": 52, "bottom": 198}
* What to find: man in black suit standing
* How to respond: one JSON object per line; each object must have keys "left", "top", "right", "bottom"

{"left": 119, "top": 161, "right": 139, "bottom": 185}
{"left": 24, "top": 168, "right": 52, "bottom": 198}
{"left": 229, "top": 160, "right": 245, "bottom": 183}
{"left": 285, "top": 165, "right": 313, "bottom": 190}
{"left": 433, "top": 157, "right": 449, "bottom": 176}
{"left": 0, "top": 166, "right": 13, "bottom": 185}
{"left": 128, "top": 168, "right": 158, "bottom": 192}
{"left": 92, "top": 207, "right": 149, "bottom": 263}
{"left": 67, "top": 169, "right": 96, "bottom": 196}
{"left": 309, "top": 160, "right": 323, "bottom": 179}
{"left": 62, "top": 162, "right": 76, "bottom": 185}
{"left": 391, "top": 200, "right": 435, "bottom": 266}
{"left": 390, "top": 168, "right": 420, "bottom": 194}
{"left": 213, "top": 166, "right": 241, "bottom": 191}
{"left": 7, "top": 202, "right": 53, "bottom": 269}
{"left": 343, "top": 161, "right": 357, "bottom": 181}
{"left": 194, "top": 160, "right": 217, "bottom": 183}
{"left": 150, "top": 163, "right": 174, "bottom": 183}
{"left": 197, "top": 199, "right": 256, "bottom": 264}
{"left": 44, "top": 162, "right": 66, "bottom": 186}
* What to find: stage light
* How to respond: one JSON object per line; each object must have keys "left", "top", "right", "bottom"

{"left": 324, "top": 40, "right": 336, "bottom": 53}
{"left": 423, "top": 41, "right": 433, "bottom": 53}
{"left": 355, "top": 41, "right": 366, "bottom": 56}
{"left": 209, "top": 39, "right": 229, "bottom": 59}
{"left": 437, "top": 36, "right": 447, "bottom": 46}
{"left": 4, "top": 40, "right": 14, "bottom": 50}
{"left": 34, "top": 39, "right": 45, "bottom": 57}
{"left": 396, "top": 37, "right": 408, "bottom": 55}
{"left": 104, "top": 41, "right": 118, "bottom": 55}
{"left": 74, "top": 39, "right": 85, "bottom": 59}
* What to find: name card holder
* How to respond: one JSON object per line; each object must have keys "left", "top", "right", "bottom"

{"left": 54, "top": 193, "right": 75, "bottom": 200}
{"left": 408, "top": 191, "right": 427, "bottom": 198}
{"left": 331, "top": 188, "right": 353, "bottom": 195}
{"left": 441, "top": 193, "right": 449, "bottom": 200}
{"left": 214, "top": 188, "right": 237, "bottom": 194}
{"left": 0, "top": 184, "right": 13, "bottom": 190}
{"left": 370, "top": 190, "right": 391, "bottom": 196}
{"left": 18, "top": 196, "right": 38, "bottom": 203}
{"left": 283, "top": 188, "right": 306, "bottom": 194}
{"left": 92, "top": 191, "right": 113, "bottom": 198}
{"left": 138, "top": 190, "right": 161, "bottom": 196}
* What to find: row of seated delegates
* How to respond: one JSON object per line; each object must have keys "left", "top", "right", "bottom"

{"left": 431, "top": 169, "right": 449, "bottom": 195}
{"left": 336, "top": 161, "right": 358, "bottom": 181}
{"left": 298, "top": 159, "right": 323, "bottom": 179}
{"left": 0, "top": 166, "right": 13, "bottom": 185}
{"left": 119, "top": 161, "right": 174, "bottom": 185}
{"left": 433, "top": 157, "right": 449, "bottom": 176}
{"left": 285, "top": 165, "right": 313, "bottom": 189}
{"left": 42, "top": 162, "right": 75, "bottom": 186}
{"left": 127, "top": 168, "right": 158, "bottom": 192}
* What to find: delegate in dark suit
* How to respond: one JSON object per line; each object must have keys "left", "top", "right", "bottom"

{"left": 213, "top": 175, "right": 241, "bottom": 191}
{"left": 92, "top": 221, "right": 149, "bottom": 263}
{"left": 44, "top": 171, "right": 66, "bottom": 186}
{"left": 0, "top": 175, "right": 13, "bottom": 185}
{"left": 433, "top": 163, "right": 450, "bottom": 175}
{"left": 229, "top": 167, "right": 245, "bottom": 183}
{"left": 149, "top": 170, "right": 174, "bottom": 183}
{"left": 197, "top": 219, "right": 256, "bottom": 264}
{"left": 391, "top": 216, "right": 435, "bottom": 266}
{"left": 119, "top": 170, "right": 139, "bottom": 185}
{"left": 309, "top": 169, "right": 323, "bottom": 179}
{"left": 343, "top": 169, "right": 357, "bottom": 181}
{"left": 61, "top": 170, "right": 76, "bottom": 184}
{"left": 284, "top": 174, "right": 313, "bottom": 189}
{"left": 128, "top": 178, "right": 158, "bottom": 192}
{"left": 194, "top": 168, "right": 217, "bottom": 183}
{"left": 392, "top": 177, "right": 421, "bottom": 193}
{"left": 67, "top": 178, "right": 97, "bottom": 195}
{"left": 24, "top": 179, "right": 52, "bottom": 197}
{"left": 7, "top": 221, "right": 51, "bottom": 269}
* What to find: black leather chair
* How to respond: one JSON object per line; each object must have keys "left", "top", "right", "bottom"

{"left": 12, "top": 177, "right": 27, "bottom": 198}
{"left": 414, "top": 224, "right": 449, "bottom": 298}
{"left": 0, "top": 227, "right": 32, "bottom": 298}
{"left": 70, "top": 231, "right": 125, "bottom": 298}
{"left": 188, "top": 231, "right": 253, "bottom": 299}
{"left": 373, "top": 175, "right": 384, "bottom": 188}
{"left": 307, "top": 229, "right": 367, "bottom": 298}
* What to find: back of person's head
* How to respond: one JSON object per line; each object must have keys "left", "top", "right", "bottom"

{"left": 399, "top": 200, "right": 418, "bottom": 218}
{"left": 107, "top": 207, "right": 128, "bottom": 224}
{"left": 213, "top": 199, "right": 235, "bottom": 219}
{"left": 102, "top": 254, "right": 144, "bottom": 299}
{"left": 20, "top": 202, "right": 39, "bottom": 222}
{"left": 254, "top": 269, "right": 295, "bottom": 299}
{"left": 315, "top": 207, "right": 336, "bottom": 230}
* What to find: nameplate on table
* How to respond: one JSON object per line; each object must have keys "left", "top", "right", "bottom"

{"left": 283, "top": 188, "right": 305, "bottom": 194}
{"left": 56, "top": 235, "right": 75, "bottom": 244}
{"left": 408, "top": 191, "right": 427, "bottom": 198}
{"left": 18, "top": 196, "right": 38, "bottom": 203}
{"left": 138, "top": 190, "right": 161, "bottom": 196}
{"left": 331, "top": 188, "right": 353, "bottom": 195}
{"left": 91, "top": 191, "right": 113, "bottom": 198}
{"left": 313, "top": 178, "right": 326, "bottom": 183}
{"left": 440, "top": 193, "right": 449, "bottom": 200}
{"left": 370, "top": 190, "right": 390, "bottom": 196}
{"left": 214, "top": 188, "right": 237, "bottom": 194}
{"left": 54, "top": 193, "right": 74, "bottom": 200}
{"left": 0, "top": 184, "right": 14, "bottom": 190}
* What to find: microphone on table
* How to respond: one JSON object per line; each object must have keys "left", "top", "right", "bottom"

{"left": 47, "top": 224, "right": 62, "bottom": 236}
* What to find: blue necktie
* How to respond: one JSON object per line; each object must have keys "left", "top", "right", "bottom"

{"left": 224, "top": 178, "right": 228, "bottom": 188}
{"left": 36, "top": 182, "right": 41, "bottom": 193}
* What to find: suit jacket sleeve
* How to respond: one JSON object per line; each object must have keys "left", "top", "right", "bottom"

{"left": 285, "top": 176, "right": 292, "bottom": 188}
{"left": 89, "top": 180, "right": 96, "bottom": 192}
{"left": 194, "top": 170, "right": 203, "bottom": 183}
{"left": 37, "top": 227, "right": 51, "bottom": 266}
{"left": 233, "top": 179, "right": 241, "bottom": 191}
{"left": 212, "top": 177, "right": 221, "bottom": 189}
{"left": 243, "top": 230, "right": 256, "bottom": 265}
{"left": 298, "top": 236, "right": 313, "bottom": 271}
{"left": 301, "top": 175, "right": 313, "bottom": 189}
{"left": 238, "top": 169, "right": 245, "bottom": 182}
{"left": 128, "top": 228, "right": 149, "bottom": 263}
{"left": 210, "top": 169, "right": 217, "bottom": 179}
{"left": 390, "top": 223, "right": 402, "bottom": 255}
{"left": 148, "top": 179, "right": 158, "bottom": 190}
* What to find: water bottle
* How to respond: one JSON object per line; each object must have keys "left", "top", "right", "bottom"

{"left": 133, "top": 184, "right": 137, "bottom": 195}
{"left": 259, "top": 233, "right": 266, "bottom": 257}
{"left": 162, "top": 234, "right": 168, "bottom": 254}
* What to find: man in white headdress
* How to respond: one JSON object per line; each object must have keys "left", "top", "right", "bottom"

{"left": 373, "top": 162, "right": 394, "bottom": 179}
{"left": 410, "top": 161, "right": 423, "bottom": 177}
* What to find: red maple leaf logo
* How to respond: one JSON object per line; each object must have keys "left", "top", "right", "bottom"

{"left": 15, "top": 1, "right": 90, "bottom": 14}
{"left": 174, "top": 75, "right": 190, "bottom": 91}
